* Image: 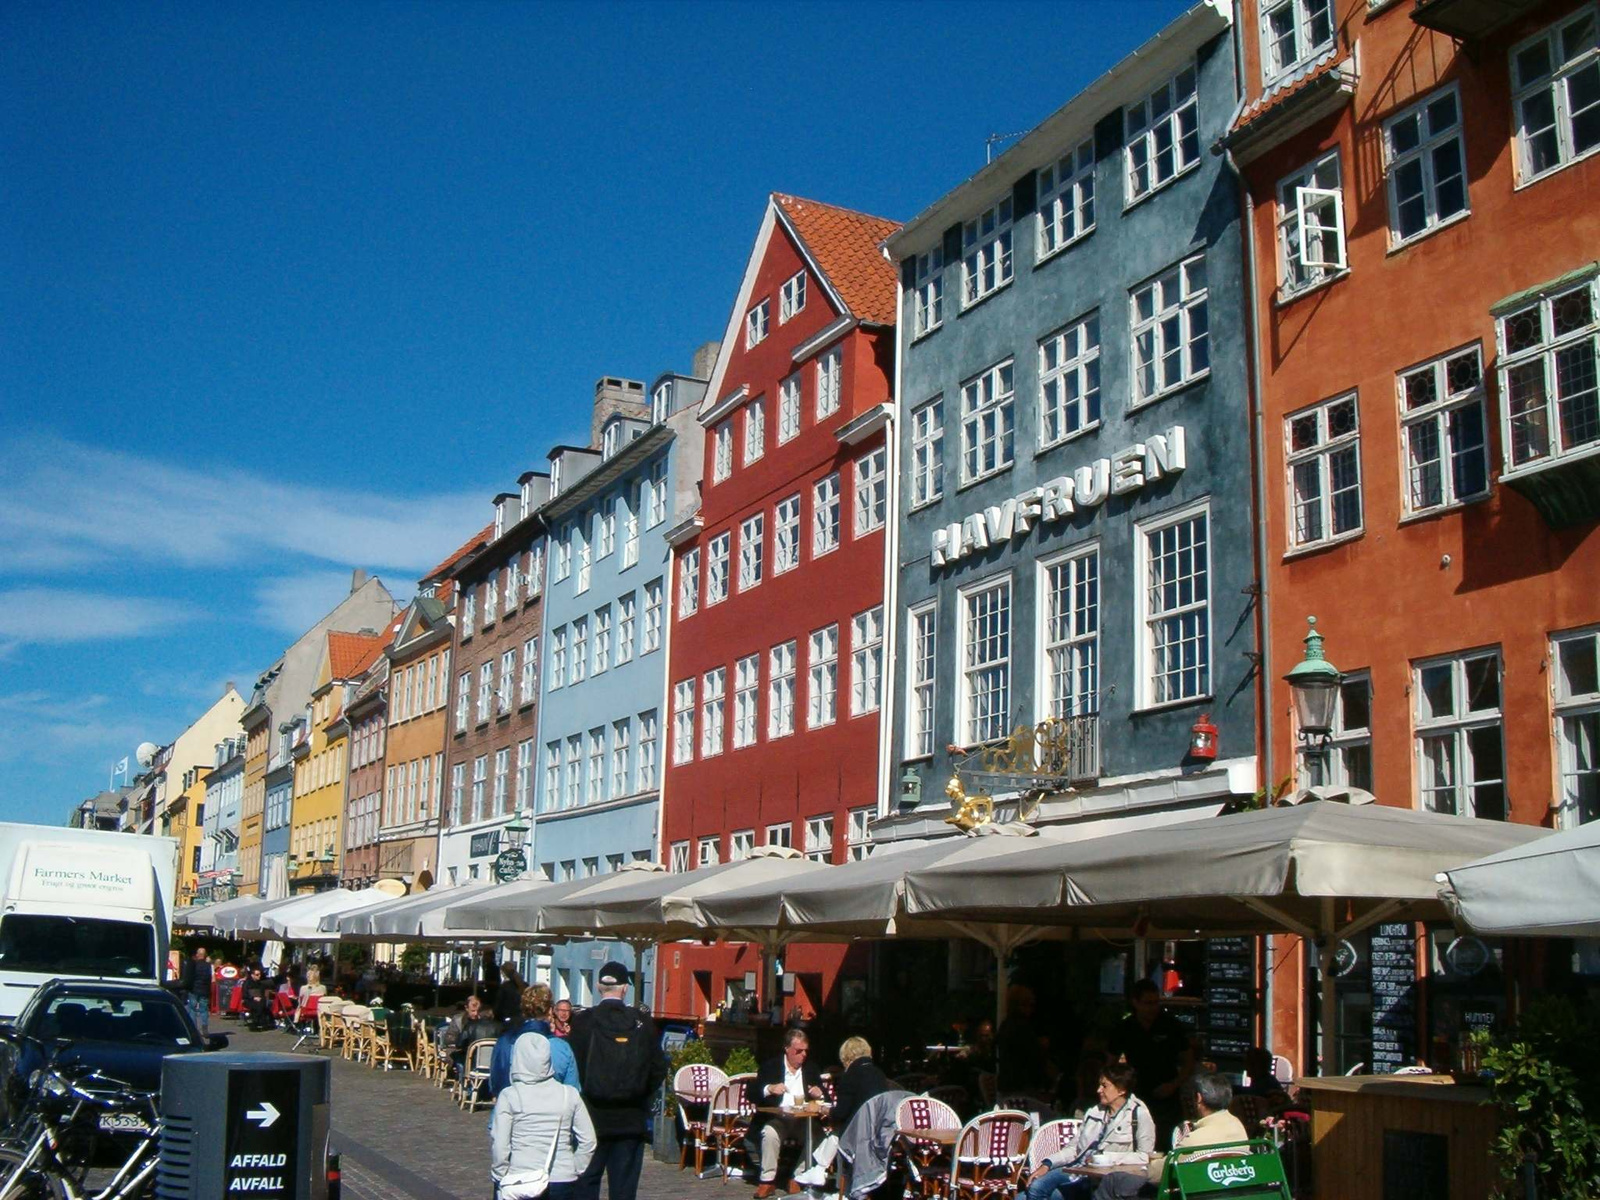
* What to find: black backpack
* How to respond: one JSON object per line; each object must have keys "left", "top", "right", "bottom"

{"left": 582, "top": 1009, "right": 655, "bottom": 1103}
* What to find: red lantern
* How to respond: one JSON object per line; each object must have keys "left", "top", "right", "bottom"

{"left": 1189, "top": 713, "right": 1218, "bottom": 760}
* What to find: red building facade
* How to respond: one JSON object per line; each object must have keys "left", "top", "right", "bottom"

{"left": 658, "top": 194, "right": 899, "bottom": 1020}
{"left": 1225, "top": 0, "right": 1600, "bottom": 1072}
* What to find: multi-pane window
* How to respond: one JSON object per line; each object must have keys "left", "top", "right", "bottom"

{"left": 780, "top": 270, "right": 807, "bottom": 321}
{"left": 476, "top": 662, "right": 493, "bottom": 724}
{"left": 564, "top": 736, "right": 582, "bottom": 808}
{"left": 611, "top": 720, "right": 630, "bottom": 799}
{"left": 528, "top": 543, "right": 544, "bottom": 596}
{"left": 520, "top": 637, "right": 538, "bottom": 706}
{"left": 1043, "top": 547, "right": 1099, "bottom": 719}
{"left": 497, "top": 649, "right": 515, "bottom": 714}
{"left": 617, "top": 594, "right": 636, "bottom": 666}
{"left": 548, "top": 629, "right": 565, "bottom": 692}
{"left": 471, "top": 755, "right": 487, "bottom": 822}
{"left": 730, "top": 830, "right": 755, "bottom": 861}
{"left": 1553, "top": 628, "right": 1600, "bottom": 827}
{"left": 961, "top": 361, "right": 1016, "bottom": 483}
{"left": 553, "top": 534, "right": 571, "bottom": 583}
{"left": 1040, "top": 314, "right": 1102, "bottom": 446}
{"left": 913, "top": 247, "right": 945, "bottom": 336}
{"left": 1384, "top": 86, "right": 1467, "bottom": 246}
{"left": 1126, "top": 65, "right": 1200, "bottom": 201}
{"left": 1260, "top": 0, "right": 1334, "bottom": 81}
{"left": 505, "top": 561, "right": 520, "bottom": 612}
{"left": 961, "top": 198, "right": 1014, "bottom": 307}
{"left": 739, "top": 514, "right": 764, "bottom": 591}
{"left": 593, "top": 606, "right": 611, "bottom": 675}
{"left": 745, "top": 298, "right": 769, "bottom": 348}
{"left": 598, "top": 503, "right": 616, "bottom": 559}
{"left": 637, "top": 710, "right": 658, "bottom": 790}
{"left": 734, "top": 654, "right": 760, "bottom": 749}
{"left": 1415, "top": 650, "right": 1506, "bottom": 820}
{"left": 1287, "top": 393, "right": 1363, "bottom": 549}
{"left": 846, "top": 807, "right": 872, "bottom": 861}
{"left": 701, "top": 667, "right": 727, "bottom": 757}
{"left": 493, "top": 748, "right": 510, "bottom": 815}
{"left": 1133, "top": 255, "right": 1210, "bottom": 403}
{"left": 1300, "top": 673, "right": 1373, "bottom": 793}
{"left": 455, "top": 672, "right": 470, "bottom": 732}
{"left": 1399, "top": 346, "right": 1489, "bottom": 514}
{"left": 646, "top": 461, "right": 667, "bottom": 527}
{"left": 816, "top": 347, "right": 842, "bottom": 419}
{"left": 851, "top": 606, "right": 884, "bottom": 716}
{"left": 570, "top": 616, "right": 587, "bottom": 684}
{"left": 707, "top": 532, "right": 731, "bottom": 604}
{"left": 813, "top": 474, "right": 841, "bottom": 555}
{"left": 854, "top": 449, "right": 887, "bottom": 535}
{"left": 744, "top": 398, "right": 765, "bottom": 464}
{"left": 907, "top": 602, "right": 937, "bottom": 758}
{"left": 698, "top": 837, "right": 720, "bottom": 867}
{"left": 587, "top": 728, "right": 605, "bottom": 804}
{"left": 1511, "top": 8, "right": 1600, "bottom": 183}
{"left": 769, "top": 641, "right": 797, "bottom": 739}
{"left": 516, "top": 743, "right": 533, "bottom": 812}
{"left": 1497, "top": 274, "right": 1600, "bottom": 470}
{"left": 643, "top": 579, "right": 663, "bottom": 652}
{"left": 672, "top": 679, "right": 696, "bottom": 765}
{"left": 679, "top": 549, "right": 700, "bottom": 617}
{"left": 765, "top": 822, "right": 792, "bottom": 849}
{"left": 960, "top": 578, "right": 1011, "bottom": 744}
{"left": 449, "top": 763, "right": 464, "bottom": 825}
{"left": 774, "top": 496, "right": 801, "bottom": 573}
{"left": 669, "top": 841, "right": 690, "bottom": 873}
{"left": 808, "top": 625, "right": 839, "bottom": 729}
{"left": 713, "top": 421, "right": 734, "bottom": 484}
{"left": 543, "top": 743, "right": 559, "bottom": 812}
{"left": 1038, "top": 139, "right": 1096, "bottom": 258}
{"left": 779, "top": 374, "right": 801, "bottom": 443}
{"left": 804, "top": 815, "right": 833, "bottom": 864}
{"left": 621, "top": 490, "right": 639, "bottom": 568}
{"left": 1277, "top": 152, "right": 1346, "bottom": 296}
{"left": 1140, "top": 505, "right": 1211, "bottom": 707}
{"left": 575, "top": 523, "right": 591, "bottom": 593}
{"left": 900, "top": 401, "right": 944, "bottom": 519}
{"left": 462, "top": 592, "right": 476, "bottom": 639}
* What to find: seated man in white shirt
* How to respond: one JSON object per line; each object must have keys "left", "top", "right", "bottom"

{"left": 751, "top": 1028, "right": 825, "bottom": 1197}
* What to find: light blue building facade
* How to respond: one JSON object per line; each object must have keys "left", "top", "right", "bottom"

{"left": 880, "top": 1, "right": 1259, "bottom": 847}
{"left": 531, "top": 363, "right": 710, "bottom": 1006}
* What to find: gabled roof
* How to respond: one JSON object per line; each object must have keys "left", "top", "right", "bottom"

{"left": 327, "top": 630, "right": 390, "bottom": 681}
{"left": 773, "top": 194, "right": 900, "bottom": 327}
{"left": 422, "top": 522, "right": 495, "bottom": 586}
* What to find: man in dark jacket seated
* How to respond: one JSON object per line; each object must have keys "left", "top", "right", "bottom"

{"left": 750, "top": 1027, "right": 826, "bottom": 1197}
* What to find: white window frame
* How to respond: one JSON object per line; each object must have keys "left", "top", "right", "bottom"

{"left": 909, "top": 397, "right": 945, "bottom": 509}
{"left": 1414, "top": 648, "right": 1507, "bottom": 819}
{"left": 497, "top": 649, "right": 514, "bottom": 714}
{"left": 913, "top": 247, "right": 945, "bottom": 337}
{"left": 701, "top": 666, "right": 726, "bottom": 757}
{"left": 1384, "top": 85, "right": 1469, "bottom": 247}
{"left": 519, "top": 637, "right": 538, "bottom": 706}
{"left": 816, "top": 347, "right": 842, "bottom": 419}
{"left": 739, "top": 514, "right": 764, "bottom": 591}
{"left": 598, "top": 502, "right": 616, "bottom": 559}
{"left": 1496, "top": 274, "right": 1600, "bottom": 473}
{"left": 553, "top": 533, "right": 571, "bottom": 583}
{"left": 515, "top": 741, "right": 532, "bottom": 812}
{"left": 850, "top": 605, "right": 884, "bottom": 717}
{"left": 569, "top": 616, "right": 587, "bottom": 685}
{"left": 764, "top": 822, "right": 792, "bottom": 849}
{"left": 548, "top": 628, "right": 565, "bottom": 692}
{"left": 846, "top": 807, "right": 873, "bottom": 861}
{"left": 454, "top": 672, "right": 470, "bottom": 732}
{"left": 679, "top": 548, "right": 700, "bottom": 618}
{"left": 621, "top": 489, "right": 639, "bottom": 568}
{"left": 804, "top": 815, "right": 833, "bottom": 864}
{"left": 1552, "top": 626, "right": 1600, "bottom": 828}
{"left": 586, "top": 728, "right": 605, "bottom": 805}
{"left": 1298, "top": 671, "right": 1374, "bottom": 793}
{"left": 906, "top": 601, "right": 937, "bottom": 760}
{"left": 1125, "top": 63, "right": 1200, "bottom": 202}
{"left": 471, "top": 754, "right": 487, "bottom": 822}
{"left": 528, "top": 543, "right": 544, "bottom": 596}
{"left": 734, "top": 654, "right": 760, "bottom": 749}
{"left": 779, "top": 374, "right": 801, "bottom": 443}
{"left": 744, "top": 397, "right": 765, "bottom": 465}
{"left": 562, "top": 736, "right": 581, "bottom": 810}
{"left": 449, "top": 763, "right": 464, "bottom": 825}
{"left": 1136, "top": 501, "right": 1212, "bottom": 710}
{"left": 745, "top": 298, "right": 769, "bottom": 348}
{"left": 575, "top": 522, "right": 591, "bottom": 594}
{"left": 1132, "top": 254, "right": 1210, "bottom": 404}
{"left": 1039, "top": 544, "right": 1100, "bottom": 721}
{"left": 1277, "top": 152, "right": 1346, "bottom": 297}
{"left": 643, "top": 579, "right": 663, "bottom": 653}
{"left": 961, "top": 197, "right": 1014, "bottom": 308}
{"left": 730, "top": 830, "right": 754, "bottom": 861}
{"left": 960, "top": 360, "right": 1016, "bottom": 484}
{"left": 854, "top": 448, "right": 887, "bottom": 536}
{"left": 1259, "top": 0, "right": 1335, "bottom": 83}
{"left": 807, "top": 624, "right": 839, "bottom": 729}
{"left": 813, "top": 473, "right": 841, "bottom": 556}
{"left": 957, "top": 573, "right": 1012, "bottom": 745}
{"left": 592, "top": 605, "right": 611, "bottom": 675}
{"left": 1511, "top": 7, "right": 1600, "bottom": 185}
{"left": 646, "top": 461, "right": 668, "bottom": 528}
{"left": 769, "top": 640, "right": 797, "bottom": 739}
{"left": 1286, "top": 392, "right": 1363, "bottom": 550}
{"left": 505, "top": 561, "right": 520, "bottom": 612}
{"left": 707, "top": 531, "right": 731, "bottom": 605}
{"left": 780, "top": 270, "right": 806, "bottom": 321}
{"left": 637, "top": 710, "right": 658, "bottom": 790}
{"left": 1398, "top": 344, "right": 1490, "bottom": 515}
{"left": 543, "top": 743, "right": 560, "bottom": 812}
{"left": 672, "top": 679, "right": 696, "bottom": 765}
{"left": 774, "top": 495, "right": 801, "bottom": 574}
{"left": 698, "top": 837, "right": 720, "bottom": 867}
{"left": 1039, "top": 312, "right": 1102, "bottom": 447}
{"left": 476, "top": 662, "right": 493, "bottom": 725}
{"left": 617, "top": 593, "right": 636, "bottom": 666}
{"left": 669, "top": 840, "right": 690, "bottom": 873}
{"left": 493, "top": 747, "right": 510, "bottom": 816}
{"left": 1037, "top": 138, "right": 1096, "bottom": 260}
{"left": 462, "top": 591, "right": 476, "bottom": 639}
{"left": 713, "top": 421, "right": 734, "bottom": 484}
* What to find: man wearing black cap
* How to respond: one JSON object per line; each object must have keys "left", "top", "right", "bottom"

{"left": 567, "top": 960, "right": 664, "bottom": 1200}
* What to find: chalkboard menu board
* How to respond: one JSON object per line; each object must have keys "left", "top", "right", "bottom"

{"left": 1370, "top": 923, "right": 1417, "bottom": 1074}
{"left": 1203, "top": 937, "right": 1256, "bottom": 1065}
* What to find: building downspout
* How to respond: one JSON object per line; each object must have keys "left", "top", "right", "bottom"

{"left": 875, "top": 270, "right": 906, "bottom": 828}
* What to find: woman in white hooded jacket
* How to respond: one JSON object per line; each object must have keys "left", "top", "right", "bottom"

{"left": 490, "top": 1032, "right": 596, "bottom": 1198}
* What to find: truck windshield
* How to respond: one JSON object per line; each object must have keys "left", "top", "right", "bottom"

{"left": 0, "top": 915, "right": 155, "bottom": 979}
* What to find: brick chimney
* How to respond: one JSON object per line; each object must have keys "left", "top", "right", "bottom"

{"left": 590, "top": 377, "right": 648, "bottom": 448}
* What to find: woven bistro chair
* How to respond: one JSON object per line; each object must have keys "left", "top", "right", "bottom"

{"left": 1023, "top": 1119, "right": 1080, "bottom": 1175}
{"left": 894, "top": 1094, "right": 962, "bottom": 1200}
{"left": 456, "top": 1038, "right": 497, "bottom": 1112}
{"left": 708, "top": 1075, "right": 757, "bottom": 1183}
{"left": 672, "top": 1062, "right": 729, "bottom": 1174}
{"left": 949, "top": 1110, "right": 1032, "bottom": 1199}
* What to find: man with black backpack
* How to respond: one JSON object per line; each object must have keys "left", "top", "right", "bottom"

{"left": 566, "top": 962, "right": 664, "bottom": 1200}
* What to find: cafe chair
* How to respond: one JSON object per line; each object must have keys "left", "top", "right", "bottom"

{"left": 456, "top": 1039, "right": 497, "bottom": 1112}
{"left": 369, "top": 1010, "right": 409, "bottom": 1072}
{"left": 1024, "top": 1119, "right": 1079, "bottom": 1175}
{"left": 1270, "top": 1055, "right": 1294, "bottom": 1087}
{"left": 708, "top": 1076, "right": 756, "bottom": 1183}
{"left": 1392, "top": 1063, "right": 1433, "bottom": 1075}
{"left": 894, "top": 1095, "right": 961, "bottom": 1199}
{"left": 673, "top": 1062, "right": 729, "bottom": 1175}
{"left": 925, "top": 1085, "right": 969, "bottom": 1115}
{"left": 290, "top": 995, "right": 321, "bottom": 1053}
{"left": 1155, "top": 1137, "right": 1291, "bottom": 1199}
{"left": 949, "top": 1109, "right": 1032, "bottom": 1199}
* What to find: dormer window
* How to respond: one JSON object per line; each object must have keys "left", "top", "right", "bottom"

{"left": 494, "top": 506, "right": 504, "bottom": 539}
{"left": 653, "top": 381, "right": 673, "bottom": 424}
{"left": 780, "top": 271, "right": 807, "bottom": 321}
{"left": 550, "top": 456, "right": 563, "bottom": 497}
{"left": 520, "top": 480, "right": 534, "bottom": 519}
{"left": 603, "top": 420, "right": 623, "bottom": 460}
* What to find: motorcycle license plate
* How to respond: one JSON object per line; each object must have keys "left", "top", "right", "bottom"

{"left": 97, "top": 1113, "right": 151, "bottom": 1134}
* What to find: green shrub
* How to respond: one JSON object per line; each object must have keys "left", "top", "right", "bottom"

{"left": 664, "top": 1038, "right": 715, "bottom": 1119}
{"left": 722, "top": 1046, "right": 758, "bottom": 1077}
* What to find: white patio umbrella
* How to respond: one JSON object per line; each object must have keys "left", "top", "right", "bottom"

{"left": 443, "top": 868, "right": 664, "bottom": 934}
{"left": 259, "top": 885, "right": 396, "bottom": 941}
{"left": 897, "top": 799, "right": 1549, "bottom": 1072}
{"left": 210, "top": 896, "right": 285, "bottom": 938}
{"left": 1439, "top": 820, "right": 1600, "bottom": 938}
{"left": 179, "top": 892, "right": 266, "bottom": 931}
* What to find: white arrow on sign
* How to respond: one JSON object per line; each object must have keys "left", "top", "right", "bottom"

{"left": 245, "top": 1102, "right": 280, "bottom": 1129}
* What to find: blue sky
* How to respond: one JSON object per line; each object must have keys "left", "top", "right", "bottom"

{"left": 0, "top": 0, "right": 1194, "bottom": 824}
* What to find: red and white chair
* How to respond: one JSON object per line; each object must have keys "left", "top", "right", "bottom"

{"left": 894, "top": 1094, "right": 961, "bottom": 1199}
{"left": 1023, "top": 1119, "right": 1080, "bottom": 1176}
{"left": 673, "top": 1062, "right": 729, "bottom": 1175}
{"left": 949, "top": 1110, "right": 1033, "bottom": 1199}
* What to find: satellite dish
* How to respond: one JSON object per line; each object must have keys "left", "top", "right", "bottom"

{"left": 135, "top": 742, "right": 159, "bottom": 768}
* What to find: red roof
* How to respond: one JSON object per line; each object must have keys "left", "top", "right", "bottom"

{"left": 774, "top": 194, "right": 901, "bottom": 326}
{"left": 421, "top": 521, "right": 495, "bottom": 586}
{"left": 328, "top": 630, "right": 390, "bottom": 681}
{"left": 1229, "top": 52, "right": 1350, "bottom": 137}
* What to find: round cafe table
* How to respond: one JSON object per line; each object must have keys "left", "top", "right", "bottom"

{"left": 756, "top": 1103, "right": 830, "bottom": 1167}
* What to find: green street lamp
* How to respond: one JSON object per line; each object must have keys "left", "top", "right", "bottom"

{"left": 504, "top": 809, "right": 532, "bottom": 850}
{"left": 1284, "top": 616, "right": 1342, "bottom": 755}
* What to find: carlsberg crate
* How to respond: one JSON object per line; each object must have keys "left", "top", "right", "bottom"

{"left": 1161, "top": 1139, "right": 1291, "bottom": 1199}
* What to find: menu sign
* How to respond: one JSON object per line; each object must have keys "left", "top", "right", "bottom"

{"left": 1370, "top": 923, "right": 1417, "bottom": 1074}
{"left": 1202, "top": 937, "right": 1255, "bottom": 1068}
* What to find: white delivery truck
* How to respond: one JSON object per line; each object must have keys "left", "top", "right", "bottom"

{"left": 0, "top": 823, "right": 180, "bottom": 1021}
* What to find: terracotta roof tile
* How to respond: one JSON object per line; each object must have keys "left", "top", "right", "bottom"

{"left": 421, "top": 522, "right": 495, "bottom": 586}
{"left": 774, "top": 194, "right": 901, "bottom": 326}
{"left": 1229, "top": 51, "right": 1349, "bottom": 136}
{"left": 328, "top": 630, "right": 389, "bottom": 681}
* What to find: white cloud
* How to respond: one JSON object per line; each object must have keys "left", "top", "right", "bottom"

{"left": 0, "top": 434, "right": 490, "bottom": 579}
{"left": 0, "top": 588, "right": 195, "bottom": 645}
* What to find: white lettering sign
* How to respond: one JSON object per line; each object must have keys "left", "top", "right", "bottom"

{"left": 931, "top": 426, "right": 1187, "bottom": 568}
{"left": 1205, "top": 1160, "right": 1258, "bottom": 1187}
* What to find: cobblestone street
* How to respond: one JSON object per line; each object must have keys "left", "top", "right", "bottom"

{"left": 230, "top": 1029, "right": 716, "bottom": 1200}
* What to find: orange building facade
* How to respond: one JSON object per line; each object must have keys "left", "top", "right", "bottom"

{"left": 1225, "top": 0, "right": 1600, "bottom": 1071}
